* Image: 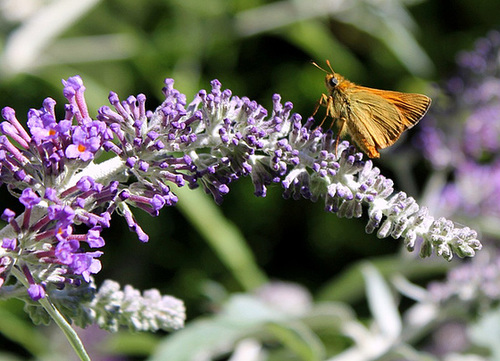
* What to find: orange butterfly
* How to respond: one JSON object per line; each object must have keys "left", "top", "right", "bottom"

{"left": 312, "top": 60, "right": 431, "bottom": 158}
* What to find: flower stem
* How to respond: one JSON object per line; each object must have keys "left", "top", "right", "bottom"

{"left": 38, "top": 297, "right": 91, "bottom": 361}
{"left": 11, "top": 267, "right": 91, "bottom": 360}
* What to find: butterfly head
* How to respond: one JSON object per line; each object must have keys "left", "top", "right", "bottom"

{"left": 325, "top": 73, "right": 341, "bottom": 91}
{"left": 311, "top": 60, "right": 343, "bottom": 91}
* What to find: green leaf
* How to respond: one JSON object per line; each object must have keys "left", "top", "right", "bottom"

{"left": 281, "top": 20, "right": 364, "bottom": 76}
{"left": 171, "top": 184, "right": 268, "bottom": 291}
{"left": 103, "top": 332, "right": 161, "bottom": 357}
{"left": 0, "top": 302, "right": 50, "bottom": 357}
{"left": 317, "top": 256, "right": 449, "bottom": 303}
{"left": 149, "top": 294, "right": 289, "bottom": 361}
{"left": 0, "top": 352, "right": 26, "bottom": 361}
{"left": 469, "top": 307, "right": 500, "bottom": 360}
{"left": 266, "top": 321, "right": 325, "bottom": 361}
{"left": 362, "top": 262, "right": 402, "bottom": 340}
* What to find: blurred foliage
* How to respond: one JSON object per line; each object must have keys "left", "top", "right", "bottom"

{"left": 0, "top": 0, "right": 499, "bottom": 359}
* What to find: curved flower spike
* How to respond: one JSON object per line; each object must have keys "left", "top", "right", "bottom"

{"left": 0, "top": 75, "right": 481, "bottom": 332}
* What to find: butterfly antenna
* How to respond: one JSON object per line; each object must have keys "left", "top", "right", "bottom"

{"left": 325, "top": 60, "right": 335, "bottom": 74}
{"left": 310, "top": 60, "right": 329, "bottom": 74}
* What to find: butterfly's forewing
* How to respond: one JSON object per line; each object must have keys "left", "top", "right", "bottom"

{"left": 367, "top": 88, "right": 431, "bottom": 127}
{"left": 344, "top": 86, "right": 431, "bottom": 157}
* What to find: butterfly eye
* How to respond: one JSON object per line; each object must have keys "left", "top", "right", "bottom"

{"left": 329, "top": 77, "right": 339, "bottom": 87}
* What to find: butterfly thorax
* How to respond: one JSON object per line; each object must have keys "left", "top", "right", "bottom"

{"left": 324, "top": 73, "right": 353, "bottom": 117}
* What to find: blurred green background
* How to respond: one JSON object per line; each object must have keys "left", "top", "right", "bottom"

{"left": 0, "top": 0, "right": 498, "bottom": 359}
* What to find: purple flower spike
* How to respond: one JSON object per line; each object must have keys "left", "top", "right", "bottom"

{"left": 417, "top": 30, "right": 500, "bottom": 224}
{"left": 0, "top": 69, "right": 482, "bottom": 336}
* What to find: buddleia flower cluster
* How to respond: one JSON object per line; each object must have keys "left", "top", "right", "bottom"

{"left": 0, "top": 75, "right": 481, "bottom": 336}
{"left": 416, "top": 30, "right": 500, "bottom": 326}
{"left": 418, "top": 30, "right": 500, "bottom": 223}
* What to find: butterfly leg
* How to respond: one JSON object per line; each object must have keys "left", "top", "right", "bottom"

{"left": 333, "top": 117, "right": 346, "bottom": 157}
{"left": 312, "top": 94, "right": 330, "bottom": 128}
{"left": 311, "top": 94, "right": 326, "bottom": 116}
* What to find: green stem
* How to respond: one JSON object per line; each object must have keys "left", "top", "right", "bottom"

{"left": 11, "top": 267, "right": 91, "bottom": 361}
{"left": 38, "top": 297, "right": 91, "bottom": 361}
